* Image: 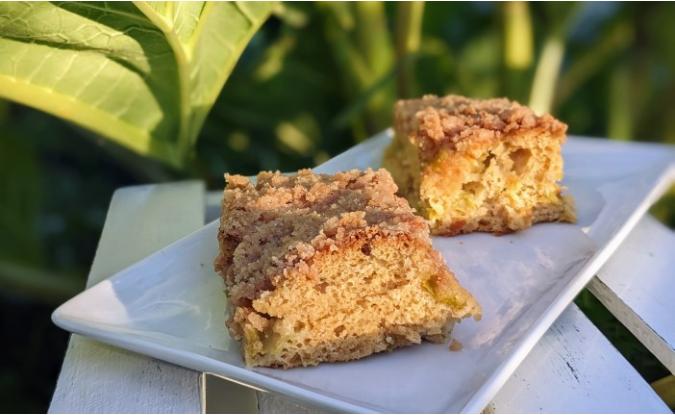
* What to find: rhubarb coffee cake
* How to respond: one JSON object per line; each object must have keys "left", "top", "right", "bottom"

{"left": 214, "top": 168, "right": 480, "bottom": 368}
{"left": 383, "top": 94, "right": 575, "bottom": 235}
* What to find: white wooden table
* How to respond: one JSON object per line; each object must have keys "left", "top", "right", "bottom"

{"left": 49, "top": 182, "right": 673, "bottom": 413}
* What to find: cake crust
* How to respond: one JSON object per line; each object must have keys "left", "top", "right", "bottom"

{"left": 394, "top": 94, "right": 567, "bottom": 161}
{"left": 215, "top": 169, "right": 429, "bottom": 307}
{"left": 215, "top": 168, "right": 480, "bottom": 368}
{"left": 384, "top": 94, "right": 575, "bottom": 235}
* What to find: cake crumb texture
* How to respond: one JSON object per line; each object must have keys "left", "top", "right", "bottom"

{"left": 384, "top": 94, "right": 575, "bottom": 235}
{"left": 215, "top": 168, "right": 480, "bottom": 368}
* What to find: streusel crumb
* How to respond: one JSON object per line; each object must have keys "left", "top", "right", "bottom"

{"left": 214, "top": 168, "right": 480, "bottom": 368}
{"left": 384, "top": 94, "right": 575, "bottom": 235}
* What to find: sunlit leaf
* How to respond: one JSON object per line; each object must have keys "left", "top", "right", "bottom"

{"left": 0, "top": 1, "right": 274, "bottom": 167}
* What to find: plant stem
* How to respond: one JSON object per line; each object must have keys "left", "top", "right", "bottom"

{"left": 330, "top": 64, "right": 398, "bottom": 131}
{"left": 529, "top": 34, "right": 564, "bottom": 114}
{"left": 503, "top": 1, "right": 532, "bottom": 70}
{"left": 355, "top": 1, "right": 393, "bottom": 77}
{"left": 320, "top": 2, "right": 395, "bottom": 133}
{"left": 354, "top": 2, "right": 395, "bottom": 128}
{"left": 395, "top": 1, "right": 425, "bottom": 98}
{"left": 528, "top": 3, "right": 583, "bottom": 114}
{"left": 502, "top": 1, "right": 532, "bottom": 102}
{"left": 0, "top": 259, "right": 82, "bottom": 305}
{"left": 556, "top": 23, "right": 633, "bottom": 109}
{"left": 608, "top": 62, "right": 632, "bottom": 140}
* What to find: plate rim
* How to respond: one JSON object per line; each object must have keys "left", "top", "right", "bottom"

{"left": 53, "top": 133, "right": 675, "bottom": 413}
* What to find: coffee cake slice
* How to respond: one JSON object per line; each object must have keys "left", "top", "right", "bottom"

{"left": 214, "top": 168, "right": 480, "bottom": 368}
{"left": 383, "top": 94, "right": 575, "bottom": 235}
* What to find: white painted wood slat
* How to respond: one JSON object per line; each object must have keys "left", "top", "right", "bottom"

{"left": 590, "top": 214, "right": 675, "bottom": 373}
{"left": 490, "top": 304, "right": 670, "bottom": 413}
{"left": 49, "top": 182, "right": 206, "bottom": 414}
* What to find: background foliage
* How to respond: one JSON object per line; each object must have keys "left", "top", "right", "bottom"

{"left": 0, "top": 2, "right": 673, "bottom": 411}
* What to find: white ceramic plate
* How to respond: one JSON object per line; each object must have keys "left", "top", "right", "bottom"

{"left": 53, "top": 131, "right": 675, "bottom": 413}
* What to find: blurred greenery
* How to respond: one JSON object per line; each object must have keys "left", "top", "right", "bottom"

{"left": 0, "top": 2, "right": 673, "bottom": 411}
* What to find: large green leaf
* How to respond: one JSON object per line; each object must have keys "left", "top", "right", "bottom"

{"left": 0, "top": 1, "right": 274, "bottom": 167}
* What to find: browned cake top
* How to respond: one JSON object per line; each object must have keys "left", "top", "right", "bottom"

{"left": 216, "top": 168, "right": 429, "bottom": 307}
{"left": 394, "top": 94, "right": 567, "bottom": 159}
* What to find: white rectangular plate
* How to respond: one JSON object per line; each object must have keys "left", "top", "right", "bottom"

{"left": 53, "top": 132, "right": 674, "bottom": 413}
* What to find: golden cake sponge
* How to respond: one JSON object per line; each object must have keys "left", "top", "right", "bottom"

{"left": 214, "top": 168, "right": 480, "bottom": 368}
{"left": 383, "top": 95, "right": 576, "bottom": 235}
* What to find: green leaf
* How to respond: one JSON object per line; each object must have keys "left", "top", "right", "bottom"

{"left": 0, "top": 1, "right": 274, "bottom": 167}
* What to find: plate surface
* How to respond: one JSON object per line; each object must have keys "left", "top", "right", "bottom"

{"left": 53, "top": 132, "right": 674, "bottom": 413}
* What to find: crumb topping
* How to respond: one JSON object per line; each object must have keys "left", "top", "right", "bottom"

{"left": 216, "top": 168, "right": 429, "bottom": 307}
{"left": 395, "top": 95, "right": 567, "bottom": 159}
